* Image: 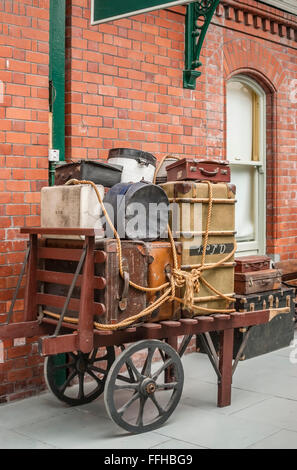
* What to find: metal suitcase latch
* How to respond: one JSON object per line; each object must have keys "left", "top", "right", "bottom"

{"left": 119, "top": 269, "right": 130, "bottom": 312}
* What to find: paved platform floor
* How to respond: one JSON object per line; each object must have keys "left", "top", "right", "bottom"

{"left": 1, "top": 333, "right": 297, "bottom": 449}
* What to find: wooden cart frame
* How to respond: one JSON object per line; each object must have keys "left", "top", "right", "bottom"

{"left": 0, "top": 228, "right": 270, "bottom": 433}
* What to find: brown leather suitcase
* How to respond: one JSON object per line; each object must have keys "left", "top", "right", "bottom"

{"left": 235, "top": 255, "right": 271, "bottom": 273}
{"left": 146, "top": 241, "right": 182, "bottom": 322}
{"left": 166, "top": 158, "right": 231, "bottom": 183}
{"left": 41, "top": 238, "right": 148, "bottom": 324}
{"left": 234, "top": 269, "right": 282, "bottom": 295}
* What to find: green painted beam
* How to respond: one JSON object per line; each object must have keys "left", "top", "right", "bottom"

{"left": 91, "top": 0, "right": 197, "bottom": 24}
{"left": 49, "top": 0, "right": 66, "bottom": 186}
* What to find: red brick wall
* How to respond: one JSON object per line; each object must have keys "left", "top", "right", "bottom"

{"left": 0, "top": 0, "right": 50, "bottom": 401}
{"left": 0, "top": 0, "right": 296, "bottom": 402}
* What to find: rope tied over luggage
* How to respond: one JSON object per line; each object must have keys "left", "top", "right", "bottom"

{"left": 43, "top": 177, "right": 236, "bottom": 330}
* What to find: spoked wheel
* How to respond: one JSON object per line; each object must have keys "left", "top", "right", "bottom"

{"left": 104, "top": 340, "right": 184, "bottom": 433}
{"left": 44, "top": 347, "right": 115, "bottom": 406}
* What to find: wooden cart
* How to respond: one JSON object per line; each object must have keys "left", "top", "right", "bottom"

{"left": 0, "top": 227, "right": 270, "bottom": 434}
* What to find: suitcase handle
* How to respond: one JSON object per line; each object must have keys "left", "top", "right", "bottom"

{"left": 199, "top": 167, "right": 219, "bottom": 177}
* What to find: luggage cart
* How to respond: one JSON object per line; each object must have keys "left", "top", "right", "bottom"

{"left": 0, "top": 227, "right": 270, "bottom": 434}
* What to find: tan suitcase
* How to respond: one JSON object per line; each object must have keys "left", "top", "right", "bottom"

{"left": 146, "top": 241, "right": 182, "bottom": 322}
{"left": 160, "top": 181, "right": 236, "bottom": 316}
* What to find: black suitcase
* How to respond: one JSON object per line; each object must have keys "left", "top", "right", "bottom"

{"left": 197, "top": 287, "right": 296, "bottom": 360}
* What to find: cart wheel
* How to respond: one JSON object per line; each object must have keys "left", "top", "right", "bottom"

{"left": 44, "top": 347, "right": 115, "bottom": 406}
{"left": 104, "top": 340, "right": 184, "bottom": 434}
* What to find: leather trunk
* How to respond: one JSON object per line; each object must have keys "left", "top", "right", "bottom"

{"left": 160, "top": 181, "right": 236, "bottom": 315}
{"left": 41, "top": 238, "right": 148, "bottom": 324}
{"left": 234, "top": 269, "right": 282, "bottom": 295}
{"left": 166, "top": 158, "right": 231, "bottom": 183}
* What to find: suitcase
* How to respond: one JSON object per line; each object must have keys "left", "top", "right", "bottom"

{"left": 234, "top": 269, "right": 282, "bottom": 295}
{"left": 41, "top": 184, "right": 105, "bottom": 239}
{"left": 197, "top": 287, "right": 295, "bottom": 360}
{"left": 41, "top": 238, "right": 148, "bottom": 324}
{"left": 235, "top": 255, "right": 271, "bottom": 273}
{"left": 54, "top": 159, "right": 123, "bottom": 187}
{"left": 166, "top": 158, "right": 231, "bottom": 183}
{"left": 160, "top": 181, "right": 236, "bottom": 315}
{"left": 146, "top": 241, "right": 182, "bottom": 322}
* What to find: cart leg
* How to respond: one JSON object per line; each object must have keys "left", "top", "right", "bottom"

{"left": 78, "top": 236, "right": 95, "bottom": 353}
{"left": 165, "top": 336, "right": 178, "bottom": 382}
{"left": 217, "top": 328, "right": 234, "bottom": 408}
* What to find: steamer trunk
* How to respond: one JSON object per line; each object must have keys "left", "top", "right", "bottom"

{"left": 233, "top": 288, "right": 295, "bottom": 359}
{"left": 197, "top": 287, "right": 295, "bottom": 359}
{"left": 160, "top": 182, "right": 236, "bottom": 315}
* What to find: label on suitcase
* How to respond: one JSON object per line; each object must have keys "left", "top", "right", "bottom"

{"left": 235, "top": 255, "right": 271, "bottom": 273}
{"left": 234, "top": 269, "right": 282, "bottom": 295}
{"left": 166, "top": 158, "right": 231, "bottom": 183}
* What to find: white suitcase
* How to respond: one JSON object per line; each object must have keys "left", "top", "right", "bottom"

{"left": 41, "top": 184, "right": 105, "bottom": 239}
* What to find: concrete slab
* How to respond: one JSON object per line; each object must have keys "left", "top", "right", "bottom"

{"left": 248, "top": 429, "right": 297, "bottom": 449}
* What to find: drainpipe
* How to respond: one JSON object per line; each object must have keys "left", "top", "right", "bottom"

{"left": 49, "top": 0, "right": 66, "bottom": 186}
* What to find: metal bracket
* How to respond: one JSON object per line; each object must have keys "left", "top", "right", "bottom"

{"left": 183, "top": 0, "right": 220, "bottom": 90}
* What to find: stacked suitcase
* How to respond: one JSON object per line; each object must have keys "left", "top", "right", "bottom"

{"left": 234, "top": 255, "right": 295, "bottom": 358}
{"left": 197, "top": 255, "right": 295, "bottom": 359}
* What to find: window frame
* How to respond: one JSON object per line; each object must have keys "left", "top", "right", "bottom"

{"left": 226, "top": 74, "right": 266, "bottom": 256}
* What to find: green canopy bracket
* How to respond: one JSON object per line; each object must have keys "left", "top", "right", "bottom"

{"left": 183, "top": 0, "right": 220, "bottom": 89}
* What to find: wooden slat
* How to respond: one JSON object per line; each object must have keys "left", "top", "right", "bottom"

{"left": 141, "top": 323, "right": 162, "bottom": 329}
{"left": 0, "top": 321, "right": 49, "bottom": 340}
{"left": 36, "top": 293, "right": 105, "bottom": 316}
{"left": 160, "top": 321, "right": 181, "bottom": 328}
{"left": 38, "top": 247, "right": 85, "bottom": 261}
{"left": 37, "top": 270, "right": 106, "bottom": 290}
{"left": 196, "top": 316, "right": 214, "bottom": 322}
{"left": 213, "top": 314, "right": 231, "bottom": 320}
{"left": 39, "top": 333, "right": 78, "bottom": 356}
{"left": 20, "top": 227, "right": 104, "bottom": 237}
{"left": 38, "top": 246, "right": 106, "bottom": 264}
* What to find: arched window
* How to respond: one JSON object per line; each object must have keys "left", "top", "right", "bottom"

{"left": 226, "top": 75, "right": 266, "bottom": 255}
